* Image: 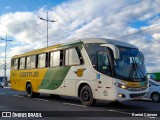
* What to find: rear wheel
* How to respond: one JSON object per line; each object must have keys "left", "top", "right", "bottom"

{"left": 80, "top": 85, "right": 96, "bottom": 106}
{"left": 151, "top": 93, "right": 160, "bottom": 102}
{"left": 26, "top": 83, "right": 39, "bottom": 98}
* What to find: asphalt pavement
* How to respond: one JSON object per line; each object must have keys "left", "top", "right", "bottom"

{"left": 0, "top": 87, "right": 159, "bottom": 120}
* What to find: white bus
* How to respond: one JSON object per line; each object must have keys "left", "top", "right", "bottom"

{"left": 11, "top": 38, "right": 148, "bottom": 106}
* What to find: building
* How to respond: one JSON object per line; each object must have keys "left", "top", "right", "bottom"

{"left": 0, "top": 77, "right": 8, "bottom": 85}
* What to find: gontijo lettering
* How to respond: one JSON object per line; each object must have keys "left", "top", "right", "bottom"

{"left": 20, "top": 71, "right": 39, "bottom": 77}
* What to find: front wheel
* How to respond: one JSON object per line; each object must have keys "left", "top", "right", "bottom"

{"left": 151, "top": 93, "right": 160, "bottom": 102}
{"left": 80, "top": 85, "right": 96, "bottom": 106}
{"left": 26, "top": 83, "right": 39, "bottom": 98}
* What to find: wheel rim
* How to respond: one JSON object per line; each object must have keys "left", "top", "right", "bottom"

{"left": 82, "top": 90, "right": 90, "bottom": 102}
{"left": 152, "top": 93, "right": 159, "bottom": 102}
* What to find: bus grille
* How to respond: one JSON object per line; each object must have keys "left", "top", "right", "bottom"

{"left": 127, "top": 87, "right": 147, "bottom": 92}
{"left": 129, "top": 92, "right": 146, "bottom": 98}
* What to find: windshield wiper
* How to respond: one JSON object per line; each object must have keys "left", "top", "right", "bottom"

{"left": 128, "top": 63, "right": 134, "bottom": 81}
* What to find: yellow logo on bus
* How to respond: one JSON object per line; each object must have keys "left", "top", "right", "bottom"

{"left": 122, "top": 80, "right": 147, "bottom": 88}
{"left": 74, "top": 68, "right": 86, "bottom": 77}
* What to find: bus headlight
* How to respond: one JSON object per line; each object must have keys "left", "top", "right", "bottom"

{"left": 115, "top": 83, "right": 127, "bottom": 89}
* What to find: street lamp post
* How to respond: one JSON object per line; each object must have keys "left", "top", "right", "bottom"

{"left": 0, "top": 34, "right": 12, "bottom": 86}
{"left": 39, "top": 12, "right": 56, "bottom": 47}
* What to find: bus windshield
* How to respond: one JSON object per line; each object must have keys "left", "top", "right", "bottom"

{"left": 84, "top": 43, "right": 147, "bottom": 82}
{"left": 115, "top": 47, "right": 147, "bottom": 81}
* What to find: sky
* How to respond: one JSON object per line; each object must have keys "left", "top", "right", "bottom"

{"left": 0, "top": 0, "right": 160, "bottom": 77}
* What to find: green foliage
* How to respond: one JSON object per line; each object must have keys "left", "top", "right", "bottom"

{"left": 148, "top": 72, "right": 160, "bottom": 81}
{"left": 154, "top": 72, "right": 160, "bottom": 81}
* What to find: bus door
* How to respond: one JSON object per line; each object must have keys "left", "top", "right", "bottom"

{"left": 64, "top": 47, "right": 84, "bottom": 96}
{"left": 95, "top": 51, "right": 114, "bottom": 100}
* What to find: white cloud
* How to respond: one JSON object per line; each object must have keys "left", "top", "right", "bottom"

{"left": 0, "top": 43, "right": 5, "bottom": 47}
{"left": 0, "top": 52, "right": 5, "bottom": 57}
{"left": 152, "top": 33, "right": 160, "bottom": 40}
{"left": 8, "top": 45, "right": 35, "bottom": 57}
{"left": 0, "top": 0, "right": 160, "bottom": 76}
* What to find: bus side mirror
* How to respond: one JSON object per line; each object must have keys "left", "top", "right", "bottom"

{"left": 101, "top": 44, "right": 120, "bottom": 59}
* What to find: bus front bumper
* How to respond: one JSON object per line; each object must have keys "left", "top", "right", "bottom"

{"left": 114, "top": 87, "right": 149, "bottom": 101}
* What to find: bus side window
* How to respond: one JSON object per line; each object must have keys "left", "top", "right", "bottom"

{"left": 26, "top": 56, "right": 31, "bottom": 69}
{"left": 19, "top": 57, "right": 25, "bottom": 70}
{"left": 26, "top": 55, "right": 36, "bottom": 69}
{"left": 12, "top": 59, "right": 18, "bottom": 70}
{"left": 97, "top": 51, "right": 111, "bottom": 76}
{"left": 50, "top": 51, "right": 60, "bottom": 67}
{"left": 38, "top": 53, "right": 46, "bottom": 68}
{"left": 65, "top": 47, "right": 81, "bottom": 66}
{"left": 16, "top": 59, "right": 19, "bottom": 70}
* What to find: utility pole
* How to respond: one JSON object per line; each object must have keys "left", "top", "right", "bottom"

{"left": 0, "top": 34, "right": 12, "bottom": 86}
{"left": 39, "top": 12, "right": 56, "bottom": 47}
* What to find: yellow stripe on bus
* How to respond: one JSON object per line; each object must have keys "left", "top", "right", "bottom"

{"left": 11, "top": 68, "right": 48, "bottom": 92}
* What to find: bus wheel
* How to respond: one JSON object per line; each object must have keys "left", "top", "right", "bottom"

{"left": 151, "top": 93, "right": 160, "bottom": 102}
{"left": 80, "top": 85, "right": 96, "bottom": 106}
{"left": 26, "top": 83, "right": 39, "bottom": 98}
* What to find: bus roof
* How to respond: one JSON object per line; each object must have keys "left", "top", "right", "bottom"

{"left": 79, "top": 38, "right": 137, "bottom": 48}
{"left": 12, "top": 38, "right": 137, "bottom": 59}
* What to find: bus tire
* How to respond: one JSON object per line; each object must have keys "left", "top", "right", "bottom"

{"left": 26, "top": 83, "right": 39, "bottom": 98}
{"left": 80, "top": 85, "right": 96, "bottom": 106}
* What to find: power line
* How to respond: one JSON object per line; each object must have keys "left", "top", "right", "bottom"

{"left": 116, "top": 24, "right": 160, "bottom": 39}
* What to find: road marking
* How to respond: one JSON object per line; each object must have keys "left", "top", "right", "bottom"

{"left": 13, "top": 95, "right": 24, "bottom": 98}
{"left": 108, "top": 109, "right": 132, "bottom": 115}
{"left": 13, "top": 95, "right": 48, "bottom": 101}
{"left": 0, "top": 93, "right": 6, "bottom": 95}
{"left": 63, "top": 103, "right": 87, "bottom": 107}
{"left": 33, "top": 98, "right": 48, "bottom": 101}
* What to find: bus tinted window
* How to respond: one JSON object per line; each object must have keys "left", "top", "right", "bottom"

{"left": 19, "top": 57, "right": 25, "bottom": 69}
{"left": 50, "top": 51, "right": 60, "bottom": 67}
{"left": 12, "top": 59, "right": 18, "bottom": 70}
{"left": 38, "top": 53, "right": 46, "bottom": 68}
{"left": 97, "top": 51, "right": 111, "bottom": 76}
{"left": 84, "top": 43, "right": 112, "bottom": 76}
{"left": 84, "top": 44, "right": 108, "bottom": 69}
{"left": 26, "top": 55, "right": 36, "bottom": 69}
{"left": 65, "top": 48, "right": 80, "bottom": 65}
